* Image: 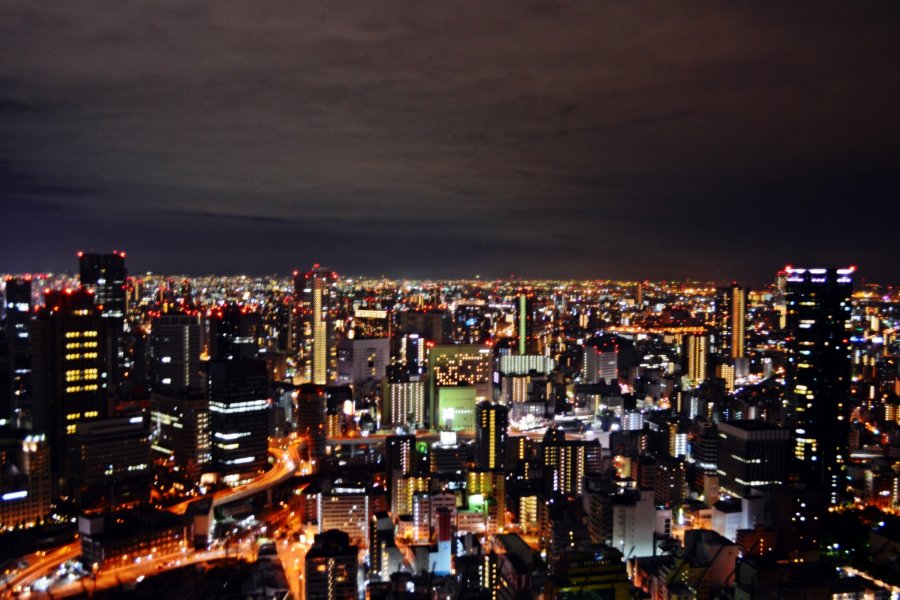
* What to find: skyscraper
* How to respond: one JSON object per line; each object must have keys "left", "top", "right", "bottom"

{"left": 78, "top": 251, "right": 127, "bottom": 387}
{"left": 150, "top": 312, "right": 205, "bottom": 394}
{"left": 78, "top": 251, "right": 127, "bottom": 320}
{"left": 683, "top": 334, "right": 707, "bottom": 388}
{"left": 784, "top": 266, "right": 854, "bottom": 503}
{"left": 30, "top": 289, "right": 109, "bottom": 472}
{"left": 516, "top": 291, "right": 535, "bottom": 355}
{"left": 475, "top": 401, "right": 508, "bottom": 470}
{"left": 2, "top": 277, "right": 32, "bottom": 424}
{"left": 208, "top": 360, "right": 271, "bottom": 485}
{"left": 296, "top": 265, "right": 338, "bottom": 386}
{"left": 715, "top": 283, "right": 746, "bottom": 360}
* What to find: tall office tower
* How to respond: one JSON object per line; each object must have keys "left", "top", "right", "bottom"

{"left": 636, "top": 281, "right": 644, "bottom": 308}
{"left": 78, "top": 251, "right": 127, "bottom": 319}
{"left": 30, "top": 289, "right": 109, "bottom": 472}
{"left": 784, "top": 266, "right": 854, "bottom": 503}
{"left": 428, "top": 344, "right": 492, "bottom": 430}
{"left": 2, "top": 277, "right": 32, "bottom": 424}
{"left": 0, "top": 430, "right": 51, "bottom": 529}
{"left": 66, "top": 416, "right": 151, "bottom": 508}
{"left": 717, "top": 420, "right": 790, "bottom": 498}
{"left": 296, "top": 383, "right": 327, "bottom": 464}
{"left": 209, "top": 304, "right": 260, "bottom": 361}
{"left": 715, "top": 283, "right": 747, "bottom": 360}
{"left": 683, "top": 334, "right": 708, "bottom": 388}
{"left": 149, "top": 393, "right": 211, "bottom": 479}
{"left": 208, "top": 360, "right": 271, "bottom": 486}
{"left": 382, "top": 373, "right": 425, "bottom": 429}
{"left": 79, "top": 252, "right": 128, "bottom": 387}
{"left": 516, "top": 291, "right": 536, "bottom": 355}
{"left": 475, "top": 401, "right": 508, "bottom": 470}
{"left": 581, "top": 338, "right": 618, "bottom": 384}
{"left": 296, "top": 265, "right": 339, "bottom": 386}
{"left": 305, "top": 529, "right": 358, "bottom": 600}
{"left": 335, "top": 337, "right": 390, "bottom": 385}
{"left": 150, "top": 313, "right": 205, "bottom": 394}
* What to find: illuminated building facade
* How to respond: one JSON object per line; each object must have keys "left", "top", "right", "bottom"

{"left": 582, "top": 338, "right": 618, "bottom": 384}
{"left": 683, "top": 334, "right": 707, "bottom": 388}
{"left": 296, "top": 265, "right": 339, "bottom": 386}
{"left": 0, "top": 431, "right": 51, "bottom": 530}
{"left": 428, "top": 344, "right": 492, "bottom": 429}
{"left": 317, "top": 489, "right": 371, "bottom": 548}
{"left": 79, "top": 252, "right": 127, "bottom": 387}
{"left": 541, "top": 428, "right": 592, "bottom": 496}
{"left": 208, "top": 360, "right": 271, "bottom": 485}
{"left": 516, "top": 291, "right": 536, "bottom": 355}
{"left": 475, "top": 401, "right": 508, "bottom": 470}
{"left": 149, "top": 393, "right": 211, "bottom": 478}
{"left": 30, "top": 289, "right": 109, "bottom": 472}
{"left": 784, "top": 266, "right": 853, "bottom": 502}
{"left": 715, "top": 283, "right": 746, "bottom": 360}
{"left": 382, "top": 376, "right": 425, "bottom": 429}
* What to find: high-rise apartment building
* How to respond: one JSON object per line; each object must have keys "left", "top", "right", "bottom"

{"left": 715, "top": 283, "right": 747, "bottom": 361}
{"left": 784, "top": 266, "right": 854, "bottom": 503}
{"left": 475, "top": 401, "right": 508, "bottom": 470}
{"left": 683, "top": 334, "right": 707, "bottom": 388}
{"left": 295, "top": 265, "right": 339, "bottom": 386}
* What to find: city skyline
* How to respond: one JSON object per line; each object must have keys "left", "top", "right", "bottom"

{"left": 3, "top": 2, "right": 900, "bottom": 281}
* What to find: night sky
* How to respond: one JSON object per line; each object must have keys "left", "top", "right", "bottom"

{"left": 2, "top": 2, "right": 899, "bottom": 284}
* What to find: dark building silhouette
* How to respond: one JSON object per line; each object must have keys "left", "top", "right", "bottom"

{"left": 30, "top": 289, "right": 109, "bottom": 473}
{"left": 476, "top": 401, "right": 509, "bottom": 470}
{"left": 2, "top": 277, "right": 32, "bottom": 424}
{"left": 208, "top": 360, "right": 271, "bottom": 484}
{"left": 784, "top": 266, "right": 854, "bottom": 503}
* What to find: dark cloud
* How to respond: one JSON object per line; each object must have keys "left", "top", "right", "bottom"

{"left": 1, "top": 0, "right": 899, "bottom": 284}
